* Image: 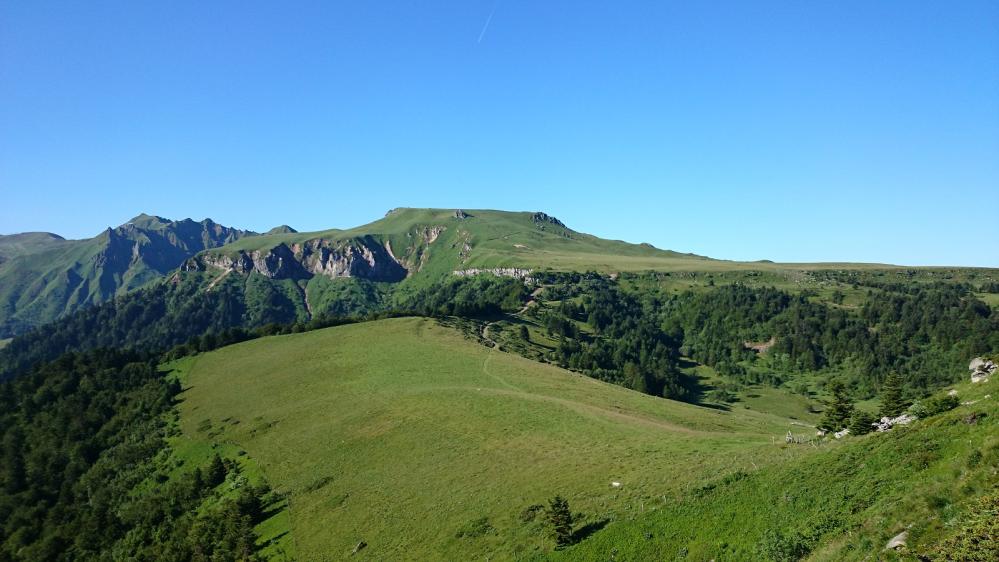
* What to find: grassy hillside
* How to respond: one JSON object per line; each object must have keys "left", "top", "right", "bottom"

{"left": 176, "top": 317, "right": 810, "bottom": 560}
{"left": 558, "top": 377, "right": 998, "bottom": 561}
{"left": 0, "top": 232, "right": 68, "bottom": 262}
{"left": 175, "top": 317, "right": 997, "bottom": 560}
{"left": 202, "top": 207, "right": 902, "bottom": 276}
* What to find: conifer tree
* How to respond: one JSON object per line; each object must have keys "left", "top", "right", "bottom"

{"left": 546, "top": 495, "right": 574, "bottom": 549}
{"left": 818, "top": 379, "right": 854, "bottom": 432}
{"left": 206, "top": 454, "right": 227, "bottom": 488}
{"left": 879, "top": 372, "right": 909, "bottom": 418}
{"left": 848, "top": 410, "right": 877, "bottom": 435}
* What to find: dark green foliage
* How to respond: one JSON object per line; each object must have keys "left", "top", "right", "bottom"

{"left": 0, "top": 351, "right": 170, "bottom": 558}
{"left": 519, "top": 325, "right": 530, "bottom": 341}
{"left": 848, "top": 410, "right": 877, "bottom": 436}
{"left": 649, "top": 280, "right": 997, "bottom": 397}
{"left": 879, "top": 372, "right": 909, "bottom": 418}
{"left": 818, "top": 380, "right": 854, "bottom": 432}
{"left": 0, "top": 350, "right": 271, "bottom": 559}
{"left": 546, "top": 496, "right": 573, "bottom": 549}
{"left": 542, "top": 275, "right": 684, "bottom": 399}
{"left": 914, "top": 394, "right": 961, "bottom": 417}
{"left": 206, "top": 454, "right": 228, "bottom": 488}
{"left": 402, "top": 275, "right": 528, "bottom": 317}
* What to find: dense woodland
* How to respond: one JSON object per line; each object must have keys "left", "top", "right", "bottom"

{"left": 527, "top": 273, "right": 997, "bottom": 401}
{"left": 0, "top": 351, "right": 273, "bottom": 560}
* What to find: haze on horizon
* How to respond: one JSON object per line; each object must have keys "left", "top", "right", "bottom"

{"left": 1, "top": 1, "right": 997, "bottom": 267}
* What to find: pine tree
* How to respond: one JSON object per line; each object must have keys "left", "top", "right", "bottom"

{"left": 848, "top": 410, "right": 877, "bottom": 435}
{"left": 206, "top": 454, "right": 227, "bottom": 488}
{"left": 879, "top": 372, "right": 909, "bottom": 418}
{"left": 818, "top": 379, "right": 854, "bottom": 432}
{"left": 546, "top": 495, "right": 574, "bottom": 549}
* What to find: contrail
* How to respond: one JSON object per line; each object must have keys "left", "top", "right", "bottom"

{"left": 477, "top": 3, "right": 498, "bottom": 44}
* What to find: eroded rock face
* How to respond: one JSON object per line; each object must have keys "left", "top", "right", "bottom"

{"left": 453, "top": 268, "right": 533, "bottom": 282}
{"left": 185, "top": 237, "right": 407, "bottom": 282}
{"left": 296, "top": 236, "right": 407, "bottom": 281}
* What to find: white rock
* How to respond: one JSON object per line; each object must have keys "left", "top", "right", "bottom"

{"left": 885, "top": 530, "right": 908, "bottom": 550}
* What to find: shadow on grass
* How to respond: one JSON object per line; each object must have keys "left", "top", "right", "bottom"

{"left": 573, "top": 518, "right": 610, "bottom": 543}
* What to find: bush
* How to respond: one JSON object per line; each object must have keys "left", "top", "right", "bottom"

{"left": 911, "top": 394, "right": 960, "bottom": 418}
{"left": 757, "top": 528, "right": 811, "bottom": 561}
{"left": 455, "top": 517, "right": 494, "bottom": 538}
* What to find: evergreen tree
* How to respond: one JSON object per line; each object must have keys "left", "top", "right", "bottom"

{"left": 519, "top": 325, "right": 530, "bottom": 341}
{"left": 545, "top": 495, "right": 574, "bottom": 549}
{"left": 206, "top": 454, "right": 227, "bottom": 488}
{"left": 818, "top": 380, "right": 854, "bottom": 432}
{"left": 848, "top": 410, "right": 877, "bottom": 435}
{"left": 879, "top": 372, "right": 909, "bottom": 418}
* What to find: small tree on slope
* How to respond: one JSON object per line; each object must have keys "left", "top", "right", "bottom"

{"left": 879, "top": 372, "right": 909, "bottom": 418}
{"left": 818, "top": 379, "right": 854, "bottom": 432}
{"left": 546, "top": 495, "right": 574, "bottom": 549}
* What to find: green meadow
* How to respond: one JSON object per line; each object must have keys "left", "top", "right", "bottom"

{"left": 175, "top": 317, "right": 814, "bottom": 560}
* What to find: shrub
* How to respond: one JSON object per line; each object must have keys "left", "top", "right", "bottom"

{"left": 455, "top": 517, "right": 494, "bottom": 539}
{"left": 911, "top": 394, "right": 960, "bottom": 418}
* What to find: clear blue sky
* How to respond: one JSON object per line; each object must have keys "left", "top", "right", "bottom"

{"left": 2, "top": 1, "right": 997, "bottom": 266}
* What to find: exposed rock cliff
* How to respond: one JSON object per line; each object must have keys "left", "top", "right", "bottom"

{"left": 186, "top": 236, "right": 407, "bottom": 282}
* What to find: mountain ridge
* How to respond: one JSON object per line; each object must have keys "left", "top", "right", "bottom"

{"left": 0, "top": 215, "right": 257, "bottom": 337}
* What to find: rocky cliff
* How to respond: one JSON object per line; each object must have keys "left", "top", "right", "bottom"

{"left": 184, "top": 236, "right": 408, "bottom": 282}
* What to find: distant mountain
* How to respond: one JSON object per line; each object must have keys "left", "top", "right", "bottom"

{"left": 0, "top": 215, "right": 256, "bottom": 337}
{"left": 0, "top": 232, "right": 68, "bottom": 264}
{"left": 182, "top": 207, "right": 714, "bottom": 284}
{"left": 3, "top": 207, "right": 901, "bottom": 338}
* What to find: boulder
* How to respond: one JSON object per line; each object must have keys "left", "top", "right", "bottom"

{"left": 885, "top": 530, "right": 908, "bottom": 550}
{"left": 970, "top": 357, "right": 996, "bottom": 383}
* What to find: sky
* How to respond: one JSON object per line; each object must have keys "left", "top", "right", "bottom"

{"left": 1, "top": 1, "right": 997, "bottom": 266}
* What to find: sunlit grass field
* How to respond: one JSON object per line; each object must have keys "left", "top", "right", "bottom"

{"left": 176, "top": 317, "right": 810, "bottom": 560}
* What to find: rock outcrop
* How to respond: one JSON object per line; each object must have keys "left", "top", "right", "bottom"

{"left": 970, "top": 357, "right": 996, "bottom": 383}
{"left": 185, "top": 236, "right": 407, "bottom": 282}
{"left": 453, "top": 268, "right": 534, "bottom": 282}
{"left": 532, "top": 212, "right": 566, "bottom": 229}
{"left": 885, "top": 530, "right": 908, "bottom": 551}
{"left": 874, "top": 413, "right": 917, "bottom": 432}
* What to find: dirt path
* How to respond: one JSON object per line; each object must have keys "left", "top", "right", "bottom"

{"left": 479, "top": 286, "right": 547, "bottom": 388}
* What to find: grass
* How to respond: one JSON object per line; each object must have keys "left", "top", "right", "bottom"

{"left": 201, "top": 208, "right": 933, "bottom": 276}
{"left": 555, "top": 377, "right": 999, "bottom": 561}
{"left": 163, "top": 356, "right": 296, "bottom": 559}
{"left": 176, "top": 317, "right": 814, "bottom": 560}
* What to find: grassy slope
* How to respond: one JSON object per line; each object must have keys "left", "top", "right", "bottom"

{"left": 177, "top": 317, "right": 810, "bottom": 560}
{"left": 206, "top": 208, "right": 906, "bottom": 275}
{"left": 0, "top": 232, "right": 68, "bottom": 261}
{"left": 557, "top": 379, "right": 998, "bottom": 561}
